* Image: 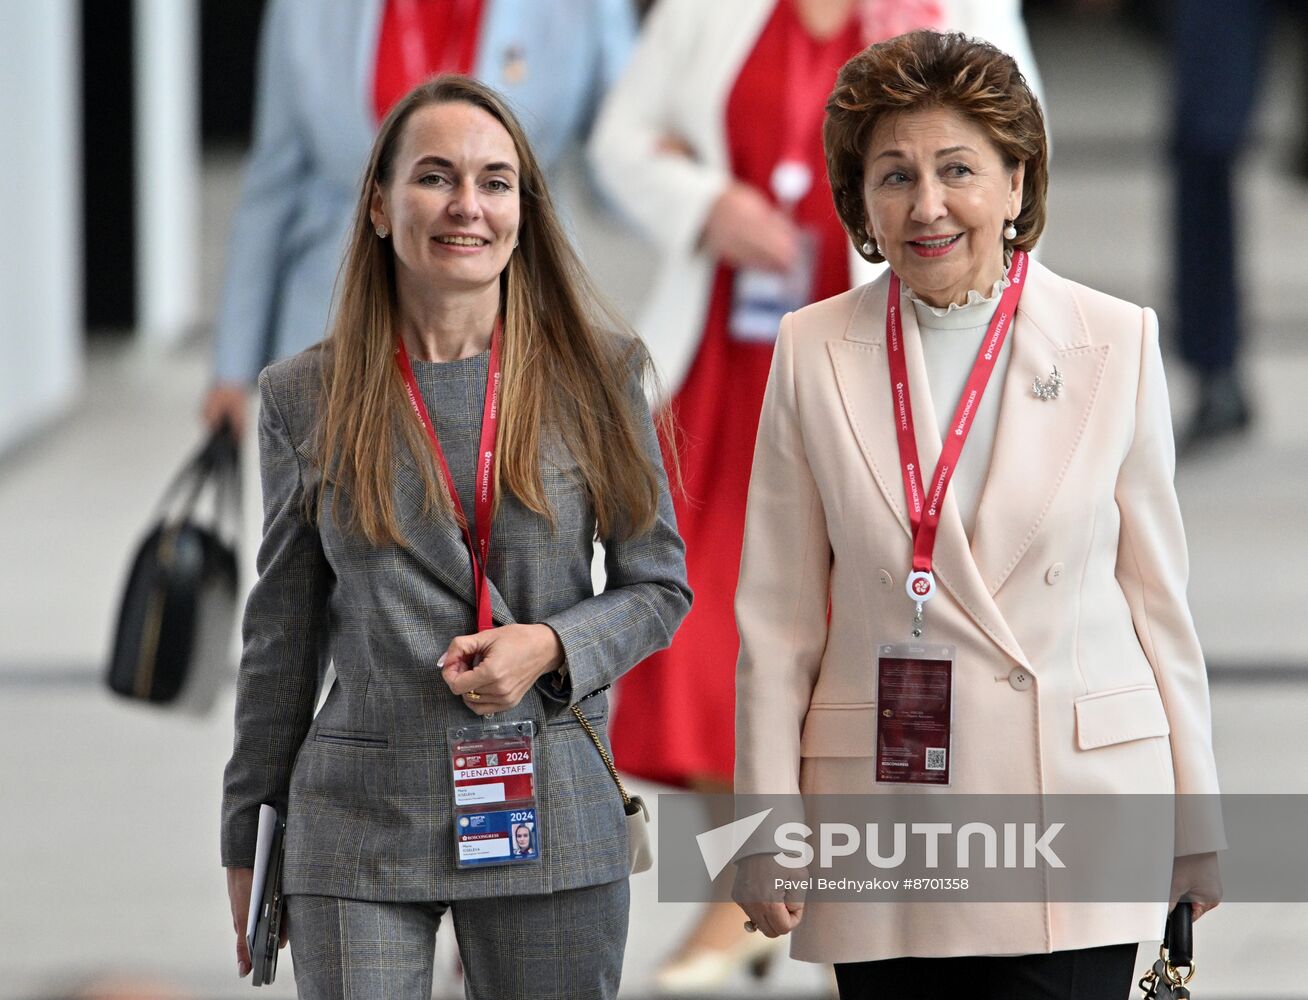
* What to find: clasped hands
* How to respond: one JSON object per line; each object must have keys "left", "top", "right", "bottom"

{"left": 440, "top": 623, "right": 564, "bottom": 716}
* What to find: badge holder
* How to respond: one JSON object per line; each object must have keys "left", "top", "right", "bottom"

{"left": 874, "top": 642, "right": 955, "bottom": 786}
{"left": 448, "top": 720, "right": 542, "bottom": 867}
{"left": 729, "top": 228, "right": 817, "bottom": 343}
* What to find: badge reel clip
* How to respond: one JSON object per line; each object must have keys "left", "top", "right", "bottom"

{"left": 448, "top": 719, "right": 542, "bottom": 868}
{"left": 906, "top": 569, "right": 936, "bottom": 638}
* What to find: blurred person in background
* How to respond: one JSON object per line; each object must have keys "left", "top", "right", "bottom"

{"left": 202, "top": 0, "right": 636, "bottom": 439}
{"left": 221, "top": 76, "right": 690, "bottom": 999}
{"left": 733, "top": 30, "right": 1221, "bottom": 999}
{"left": 586, "top": 0, "right": 1040, "bottom": 987}
{"left": 1171, "top": 0, "right": 1292, "bottom": 452}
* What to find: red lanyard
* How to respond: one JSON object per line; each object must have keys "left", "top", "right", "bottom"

{"left": 772, "top": 3, "right": 849, "bottom": 206}
{"left": 885, "top": 251, "right": 1029, "bottom": 604}
{"left": 394, "top": 319, "right": 503, "bottom": 632}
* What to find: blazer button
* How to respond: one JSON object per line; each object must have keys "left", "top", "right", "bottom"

{"left": 878, "top": 569, "right": 894, "bottom": 590}
{"left": 1008, "top": 668, "right": 1033, "bottom": 691}
{"left": 1045, "top": 563, "right": 1064, "bottom": 585}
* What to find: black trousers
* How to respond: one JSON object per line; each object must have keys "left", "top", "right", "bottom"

{"left": 834, "top": 943, "right": 1138, "bottom": 1000}
{"left": 1172, "top": 0, "right": 1273, "bottom": 375}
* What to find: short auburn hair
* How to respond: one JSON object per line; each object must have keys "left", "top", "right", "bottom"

{"left": 824, "top": 30, "right": 1049, "bottom": 264}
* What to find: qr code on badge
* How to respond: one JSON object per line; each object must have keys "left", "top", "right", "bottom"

{"left": 925, "top": 747, "right": 947, "bottom": 770}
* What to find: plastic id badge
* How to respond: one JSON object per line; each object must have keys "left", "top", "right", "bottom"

{"left": 875, "top": 643, "right": 955, "bottom": 786}
{"left": 448, "top": 720, "right": 536, "bottom": 807}
{"left": 728, "top": 228, "right": 816, "bottom": 342}
{"left": 449, "top": 720, "right": 540, "bottom": 868}
{"left": 456, "top": 806, "right": 540, "bottom": 866}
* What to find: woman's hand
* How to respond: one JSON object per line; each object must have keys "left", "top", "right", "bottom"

{"left": 701, "top": 182, "right": 800, "bottom": 273}
{"left": 227, "top": 865, "right": 288, "bottom": 978}
{"left": 440, "top": 624, "right": 564, "bottom": 715}
{"left": 1170, "top": 852, "right": 1222, "bottom": 920}
{"left": 202, "top": 382, "right": 250, "bottom": 440}
{"left": 226, "top": 867, "right": 254, "bottom": 977}
{"left": 732, "top": 854, "right": 806, "bottom": 938}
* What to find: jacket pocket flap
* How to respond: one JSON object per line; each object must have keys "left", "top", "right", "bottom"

{"left": 1075, "top": 685, "right": 1169, "bottom": 750}
{"left": 800, "top": 704, "right": 875, "bottom": 758}
{"left": 314, "top": 728, "right": 390, "bottom": 749}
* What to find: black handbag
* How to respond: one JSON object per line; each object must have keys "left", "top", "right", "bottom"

{"left": 1138, "top": 902, "right": 1196, "bottom": 999}
{"left": 106, "top": 424, "right": 240, "bottom": 711}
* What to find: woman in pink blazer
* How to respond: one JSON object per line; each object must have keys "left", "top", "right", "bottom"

{"left": 732, "top": 31, "right": 1222, "bottom": 998}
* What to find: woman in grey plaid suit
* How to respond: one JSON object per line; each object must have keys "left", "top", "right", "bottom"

{"left": 221, "top": 76, "right": 692, "bottom": 1000}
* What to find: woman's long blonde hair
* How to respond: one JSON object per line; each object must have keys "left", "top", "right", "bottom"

{"left": 316, "top": 76, "right": 667, "bottom": 546}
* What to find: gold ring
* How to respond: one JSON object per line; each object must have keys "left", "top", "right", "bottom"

{"left": 1164, "top": 960, "right": 1196, "bottom": 987}
{"left": 743, "top": 920, "right": 758, "bottom": 933}
{"left": 467, "top": 690, "right": 481, "bottom": 701}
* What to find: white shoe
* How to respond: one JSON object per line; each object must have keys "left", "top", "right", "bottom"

{"left": 653, "top": 934, "right": 782, "bottom": 993}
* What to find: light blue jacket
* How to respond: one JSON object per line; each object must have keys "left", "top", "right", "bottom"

{"left": 213, "top": 0, "right": 636, "bottom": 384}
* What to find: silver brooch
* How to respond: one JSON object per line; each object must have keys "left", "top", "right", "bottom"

{"left": 1032, "top": 365, "right": 1063, "bottom": 401}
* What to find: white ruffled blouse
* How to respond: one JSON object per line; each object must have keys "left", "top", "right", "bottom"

{"left": 906, "top": 274, "right": 1013, "bottom": 540}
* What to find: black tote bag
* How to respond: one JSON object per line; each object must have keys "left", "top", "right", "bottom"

{"left": 106, "top": 424, "right": 240, "bottom": 712}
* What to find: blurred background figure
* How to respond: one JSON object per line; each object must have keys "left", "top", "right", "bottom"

{"left": 201, "top": 0, "right": 636, "bottom": 439}
{"left": 1171, "top": 0, "right": 1300, "bottom": 453}
{"left": 587, "top": 0, "right": 1041, "bottom": 989}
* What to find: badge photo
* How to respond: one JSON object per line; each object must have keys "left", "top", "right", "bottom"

{"left": 456, "top": 806, "right": 541, "bottom": 867}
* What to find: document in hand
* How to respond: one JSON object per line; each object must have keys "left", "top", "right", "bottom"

{"left": 246, "top": 804, "right": 286, "bottom": 987}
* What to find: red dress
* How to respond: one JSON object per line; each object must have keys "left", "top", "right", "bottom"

{"left": 611, "top": 2, "right": 862, "bottom": 787}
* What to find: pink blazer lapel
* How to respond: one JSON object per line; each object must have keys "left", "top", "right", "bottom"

{"left": 827, "top": 285, "right": 912, "bottom": 542}
{"left": 969, "top": 261, "right": 1111, "bottom": 596}
{"left": 829, "top": 277, "right": 1029, "bottom": 669}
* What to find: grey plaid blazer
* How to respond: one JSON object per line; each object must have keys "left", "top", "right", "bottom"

{"left": 221, "top": 348, "right": 691, "bottom": 900}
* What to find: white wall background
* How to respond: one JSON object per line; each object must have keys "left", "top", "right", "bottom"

{"left": 0, "top": 0, "right": 82, "bottom": 456}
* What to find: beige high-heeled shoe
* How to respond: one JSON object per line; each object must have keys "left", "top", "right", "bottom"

{"left": 653, "top": 933, "right": 783, "bottom": 993}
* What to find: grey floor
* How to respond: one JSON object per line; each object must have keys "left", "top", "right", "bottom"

{"left": 3, "top": 11, "right": 1307, "bottom": 1000}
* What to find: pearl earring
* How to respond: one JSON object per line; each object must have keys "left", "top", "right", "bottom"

{"left": 375, "top": 225, "right": 389, "bottom": 238}
{"left": 1003, "top": 221, "right": 1017, "bottom": 241}
{"left": 862, "top": 239, "right": 876, "bottom": 256}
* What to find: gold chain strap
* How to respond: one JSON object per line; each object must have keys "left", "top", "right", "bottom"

{"left": 1138, "top": 944, "right": 1197, "bottom": 997}
{"left": 571, "top": 705, "right": 632, "bottom": 807}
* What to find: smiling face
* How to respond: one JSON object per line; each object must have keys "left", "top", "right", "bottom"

{"left": 370, "top": 101, "right": 521, "bottom": 302}
{"left": 862, "top": 108, "right": 1024, "bottom": 308}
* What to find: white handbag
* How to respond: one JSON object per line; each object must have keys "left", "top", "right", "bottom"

{"left": 572, "top": 705, "right": 653, "bottom": 874}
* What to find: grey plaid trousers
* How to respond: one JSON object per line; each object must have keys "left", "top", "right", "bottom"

{"left": 286, "top": 877, "right": 630, "bottom": 1000}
